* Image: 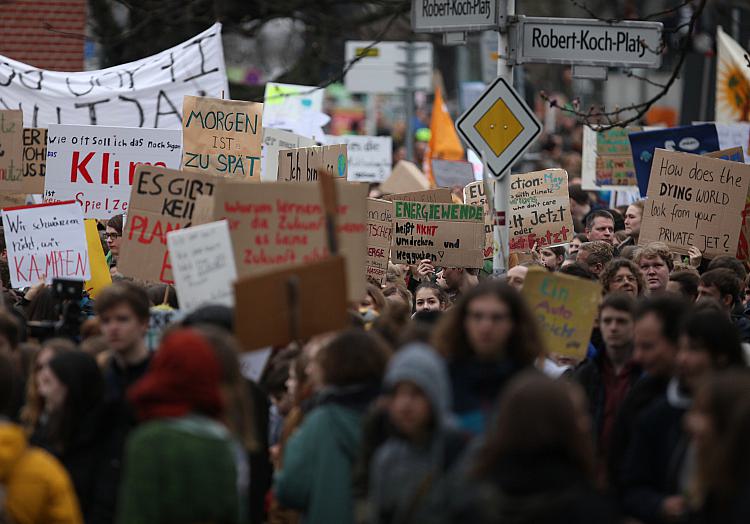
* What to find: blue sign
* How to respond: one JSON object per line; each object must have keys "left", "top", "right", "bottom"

{"left": 628, "top": 124, "right": 720, "bottom": 197}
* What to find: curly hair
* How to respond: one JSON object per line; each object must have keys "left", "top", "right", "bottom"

{"left": 634, "top": 242, "right": 674, "bottom": 272}
{"left": 600, "top": 258, "right": 645, "bottom": 296}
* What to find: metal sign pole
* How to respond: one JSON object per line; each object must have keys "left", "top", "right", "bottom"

{"left": 404, "top": 42, "right": 416, "bottom": 162}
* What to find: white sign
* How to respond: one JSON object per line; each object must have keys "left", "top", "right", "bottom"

{"left": 45, "top": 124, "right": 182, "bottom": 219}
{"left": 455, "top": 76, "right": 541, "bottom": 177}
{"left": 510, "top": 16, "right": 663, "bottom": 69}
{"left": 263, "top": 82, "right": 329, "bottom": 140}
{"left": 261, "top": 128, "right": 316, "bottom": 182}
{"left": 412, "top": 0, "right": 497, "bottom": 33}
{"left": 344, "top": 41, "right": 433, "bottom": 94}
{"left": 432, "top": 159, "right": 475, "bottom": 187}
{"left": 167, "top": 220, "right": 237, "bottom": 313}
{"left": 2, "top": 201, "right": 89, "bottom": 289}
{"left": 0, "top": 24, "right": 228, "bottom": 129}
{"left": 326, "top": 135, "right": 392, "bottom": 182}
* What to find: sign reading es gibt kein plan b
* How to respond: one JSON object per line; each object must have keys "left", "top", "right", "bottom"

{"left": 412, "top": 0, "right": 497, "bottom": 33}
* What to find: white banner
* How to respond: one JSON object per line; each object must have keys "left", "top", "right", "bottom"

{"left": 326, "top": 135, "right": 392, "bottom": 183}
{"left": 45, "top": 124, "right": 182, "bottom": 218}
{"left": 0, "top": 24, "right": 228, "bottom": 129}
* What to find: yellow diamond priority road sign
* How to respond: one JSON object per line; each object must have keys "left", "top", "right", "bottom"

{"left": 456, "top": 77, "right": 541, "bottom": 177}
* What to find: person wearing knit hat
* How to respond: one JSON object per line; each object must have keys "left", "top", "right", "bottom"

{"left": 369, "top": 344, "right": 467, "bottom": 524}
{"left": 117, "top": 329, "right": 246, "bottom": 524}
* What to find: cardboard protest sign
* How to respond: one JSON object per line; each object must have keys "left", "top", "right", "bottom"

{"left": 508, "top": 169, "right": 574, "bottom": 253}
{"left": 326, "top": 135, "right": 392, "bottom": 183}
{"left": 581, "top": 126, "right": 641, "bottom": 190}
{"left": 167, "top": 220, "right": 237, "bottom": 313}
{"left": 0, "top": 24, "right": 227, "bottom": 129}
{"left": 639, "top": 149, "right": 750, "bottom": 258}
{"left": 0, "top": 194, "right": 27, "bottom": 209}
{"left": 380, "top": 160, "right": 429, "bottom": 194}
{"left": 384, "top": 188, "right": 452, "bottom": 204}
{"left": 464, "top": 181, "right": 494, "bottom": 259}
{"left": 210, "top": 180, "right": 368, "bottom": 301}
{"left": 234, "top": 256, "right": 349, "bottom": 351}
{"left": 1, "top": 201, "right": 89, "bottom": 288}
{"left": 277, "top": 144, "right": 348, "bottom": 182}
{"left": 117, "top": 165, "right": 217, "bottom": 284}
{"left": 432, "top": 159, "right": 475, "bottom": 188}
{"left": 22, "top": 128, "right": 46, "bottom": 194}
{"left": 391, "top": 201, "right": 484, "bottom": 267}
{"left": 366, "top": 199, "right": 393, "bottom": 284}
{"left": 44, "top": 124, "right": 182, "bottom": 218}
{"left": 182, "top": 96, "right": 263, "bottom": 180}
{"left": 0, "top": 110, "right": 23, "bottom": 192}
{"left": 522, "top": 268, "right": 601, "bottom": 361}
{"left": 261, "top": 128, "right": 316, "bottom": 182}
{"left": 629, "top": 124, "right": 720, "bottom": 197}
{"left": 83, "top": 219, "right": 111, "bottom": 299}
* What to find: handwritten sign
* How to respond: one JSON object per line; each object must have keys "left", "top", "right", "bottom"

{"left": 22, "top": 128, "right": 46, "bottom": 194}
{"left": 261, "top": 128, "right": 315, "bottom": 182}
{"left": 210, "top": 180, "right": 367, "bottom": 301}
{"left": 581, "top": 126, "right": 641, "bottom": 190}
{"left": 432, "top": 159, "right": 475, "bottom": 188}
{"left": 44, "top": 124, "right": 182, "bottom": 218}
{"left": 167, "top": 220, "right": 237, "bottom": 313}
{"left": 508, "top": 169, "right": 573, "bottom": 253}
{"left": 263, "top": 82, "right": 325, "bottom": 138}
{"left": 639, "top": 149, "right": 750, "bottom": 258}
{"left": 392, "top": 201, "right": 484, "bottom": 267}
{"left": 277, "top": 144, "right": 348, "bottom": 182}
{"left": 0, "top": 110, "right": 23, "bottom": 192}
{"left": 0, "top": 24, "right": 227, "bottom": 129}
{"left": 117, "top": 165, "right": 216, "bottom": 284}
{"left": 366, "top": 198, "right": 393, "bottom": 284}
{"left": 326, "top": 135, "right": 392, "bottom": 183}
{"left": 181, "top": 96, "right": 262, "bottom": 180}
{"left": 1, "top": 201, "right": 89, "bottom": 289}
{"left": 522, "top": 268, "right": 601, "bottom": 361}
{"left": 464, "top": 181, "right": 493, "bottom": 259}
{"left": 384, "top": 188, "right": 452, "bottom": 204}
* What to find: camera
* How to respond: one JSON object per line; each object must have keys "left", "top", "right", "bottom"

{"left": 27, "top": 278, "right": 86, "bottom": 342}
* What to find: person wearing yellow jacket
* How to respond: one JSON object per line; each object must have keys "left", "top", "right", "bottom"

{"left": 0, "top": 354, "right": 83, "bottom": 524}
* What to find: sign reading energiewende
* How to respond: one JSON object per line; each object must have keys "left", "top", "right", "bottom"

{"left": 412, "top": 0, "right": 497, "bottom": 33}
{"left": 510, "top": 16, "right": 663, "bottom": 69}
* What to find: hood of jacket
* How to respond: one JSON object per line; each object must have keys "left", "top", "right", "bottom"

{"left": 0, "top": 422, "right": 26, "bottom": 482}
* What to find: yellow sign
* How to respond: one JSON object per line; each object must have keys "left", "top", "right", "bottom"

{"left": 473, "top": 98, "right": 523, "bottom": 157}
{"left": 84, "top": 219, "right": 111, "bottom": 298}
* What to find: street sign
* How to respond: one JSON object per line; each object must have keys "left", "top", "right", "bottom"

{"left": 455, "top": 76, "right": 541, "bottom": 178}
{"left": 509, "top": 16, "right": 663, "bottom": 69}
{"left": 344, "top": 41, "right": 433, "bottom": 94}
{"left": 412, "top": 0, "right": 497, "bottom": 33}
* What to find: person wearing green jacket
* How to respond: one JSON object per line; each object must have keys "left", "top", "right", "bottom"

{"left": 275, "top": 329, "right": 390, "bottom": 524}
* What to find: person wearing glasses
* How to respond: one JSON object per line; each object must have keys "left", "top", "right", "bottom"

{"left": 600, "top": 259, "right": 646, "bottom": 298}
{"left": 104, "top": 214, "right": 124, "bottom": 270}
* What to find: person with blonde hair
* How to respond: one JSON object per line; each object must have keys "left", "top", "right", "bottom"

{"left": 634, "top": 242, "right": 673, "bottom": 295}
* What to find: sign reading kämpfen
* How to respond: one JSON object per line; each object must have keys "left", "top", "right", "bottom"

{"left": 2, "top": 200, "right": 89, "bottom": 289}
{"left": 44, "top": 124, "right": 182, "bottom": 218}
{"left": 326, "top": 135, "right": 392, "bottom": 183}
{"left": 412, "top": 0, "right": 497, "bottom": 33}
{"left": 392, "top": 201, "right": 484, "bottom": 267}
{"left": 639, "top": 149, "right": 750, "bottom": 258}
{"left": 509, "top": 16, "right": 663, "bottom": 69}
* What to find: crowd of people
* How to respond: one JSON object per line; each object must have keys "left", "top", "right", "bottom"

{"left": 2, "top": 182, "right": 750, "bottom": 524}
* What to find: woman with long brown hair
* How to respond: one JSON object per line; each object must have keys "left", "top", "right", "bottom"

{"left": 431, "top": 281, "right": 545, "bottom": 435}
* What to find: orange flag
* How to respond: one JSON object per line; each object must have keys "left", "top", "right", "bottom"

{"left": 424, "top": 87, "right": 465, "bottom": 186}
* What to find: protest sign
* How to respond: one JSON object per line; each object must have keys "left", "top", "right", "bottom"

{"left": 326, "top": 135, "right": 392, "bottom": 183}
{"left": 0, "top": 110, "right": 23, "bottom": 192}
{"left": 715, "top": 123, "right": 750, "bottom": 162}
{"left": 0, "top": 24, "right": 227, "bottom": 129}
{"left": 263, "top": 82, "right": 327, "bottom": 139}
{"left": 83, "top": 219, "right": 111, "bottom": 299}
{"left": 234, "top": 256, "right": 349, "bottom": 351}
{"left": 380, "top": 160, "right": 429, "bottom": 194}
{"left": 629, "top": 124, "right": 720, "bottom": 197}
{"left": 22, "top": 128, "right": 46, "bottom": 194}
{"left": 181, "top": 96, "right": 263, "bottom": 180}
{"left": 1, "top": 201, "right": 89, "bottom": 289}
{"left": 432, "top": 159, "right": 475, "bottom": 188}
{"left": 117, "top": 165, "right": 217, "bottom": 284}
{"left": 167, "top": 220, "right": 237, "bottom": 313}
{"left": 391, "top": 201, "right": 484, "bottom": 267}
{"left": 261, "top": 128, "right": 316, "bottom": 182}
{"left": 366, "top": 199, "right": 393, "bottom": 285}
{"left": 44, "top": 124, "right": 182, "bottom": 218}
{"left": 211, "top": 180, "right": 367, "bottom": 301}
{"left": 508, "top": 169, "right": 574, "bottom": 253}
{"left": 522, "top": 268, "right": 601, "bottom": 361}
{"left": 384, "top": 188, "right": 452, "bottom": 204}
{"left": 0, "top": 194, "right": 27, "bottom": 209}
{"left": 639, "top": 149, "right": 750, "bottom": 258}
{"left": 277, "top": 144, "right": 348, "bottom": 182}
{"left": 239, "top": 348, "right": 272, "bottom": 382}
{"left": 464, "top": 181, "right": 494, "bottom": 259}
{"left": 581, "top": 126, "right": 641, "bottom": 190}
